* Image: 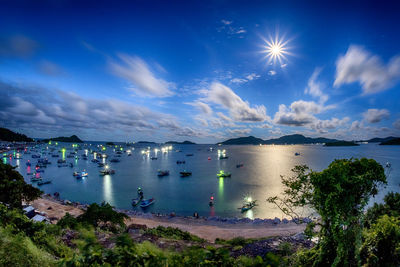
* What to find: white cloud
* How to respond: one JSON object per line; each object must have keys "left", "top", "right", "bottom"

{"left": 226, "top": 128, "right": 251, "bottom": 135}
{"left": 186, "top": 101, "right": 213, "bottom": 115}
{"left": 273, "top": 100, "right": 334, "bottom": 127}
{"left": 268, "top": 70, "right": 277, "bottom": 76}
{"left": 334, "top": 45, "right": 400, "bottom": 94}
{"left": 38, "top": 60, "right": 64, "bottom": 76}
{"left": 221, "top": 19, "right": 233, "bottom": 25}
{"left": 393, "top": 119, "right": 400, "bottom": 130}
{"left": 109, "top": 54, "right": 175, "bottom": 97}
{"left": 362, "top": 108, "right": 390, "bottom": 123}
{"left": 206, "top": 82, "right": 269, "bottom": 122}
{"left": 281, "top": 63, "right": 287, "bottom": 68}
{"left": 230, "top": 78, "right": 248, "bottom": 84}
{"left": 246, "top": 73, "right": 260, "bottom": 80}
{"left": 305, "top": 68, "right": 328, "bottom": 103}
{"left": 311, "top": 117, "right": 350, "bottom": 133}
{"left": 0, "top": 34, "right": 38, "bottom": 58}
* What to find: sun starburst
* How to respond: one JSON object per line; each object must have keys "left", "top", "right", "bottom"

{"left": 262, "top": 34, "right": 291, "bottom": 64}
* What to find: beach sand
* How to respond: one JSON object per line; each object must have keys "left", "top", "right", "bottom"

{"left": 32, "top": 197, "right": 306, "bottom": 242}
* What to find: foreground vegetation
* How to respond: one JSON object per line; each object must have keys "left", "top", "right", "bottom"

{"left": 0, "top": 159, "right": 399, "bottom": 266}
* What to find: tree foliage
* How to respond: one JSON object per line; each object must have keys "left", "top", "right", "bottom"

{"left": 0, "top": 162, "right": 42, "bottom": 208}
{"left": 360, "top": 215, "right": 400, "bottom": 267}
{"left": 268, "top": 158, "right": 386, "bottom": 266}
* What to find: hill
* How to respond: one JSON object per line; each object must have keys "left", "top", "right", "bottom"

{"left": 0, "top": 127, "right": 34, "bottom": 142}
{"left": 137, "top": 141, "right": 157, "bottom": 144}
{"left": 379, "top": 138, "right": 400, "bottom": 145}
{"left": 165, "top": 140, "right": 196, "bottom": 144}
{"left": 324, "top": 141, "right": 359, "bottom": 147}
{"left": 219, "top": 136, "right": 265, "bottom": 145}
{"left": 43, "top": 135, "right": 83, "bottom": 143}
{"left": 263, "top": 134, "right": 338, "bottom": 145}
{"left": 364, "top": 136, "right": 398, "bottom": 143}
{"left": 220, "top": 134, "right": 339, "bottom": 145}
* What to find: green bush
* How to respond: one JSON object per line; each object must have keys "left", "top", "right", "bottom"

{"left": 144, "top": 226, "right": 206, "bottom": 242}
{"left": 360, "top": 215, "right": 400, "bottom": 266}
{"left": 0, "top": 227, "right": 55, "bottom": 266}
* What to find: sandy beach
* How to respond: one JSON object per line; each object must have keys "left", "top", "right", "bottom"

{"left": 31, "top": 197, "right": 306, "bottom": 242}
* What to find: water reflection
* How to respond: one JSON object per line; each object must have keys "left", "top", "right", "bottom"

{"left": 102, "top": 175, "right": 113, "bottom": 204}
{"left": 218, "top": 178, "right": 224, "bottom": 199}
{"left": 245, "top": 209, "right": 254, "bottom": 220}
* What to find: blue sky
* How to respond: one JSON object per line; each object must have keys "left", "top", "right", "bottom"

{"left": 0, "top": 0, "right": 399, "bottom": 142}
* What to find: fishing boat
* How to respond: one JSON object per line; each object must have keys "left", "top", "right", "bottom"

{"left": 157, "top": 170, "right": 170, "bottom": 177}
{"left": 176, "top": 160, "right": 186, "bottom": 164}
{"left": 140, "top": 198, "right": 155, "bottom": 208}
{"left": 57, "top": 159, "right": 66, "bottom": 164}
{"left": 186, "top": 153, "right": 194, "bottom": 157}
{"left": 38, "top": 180, "right": 52, "bottom": 186}
{"left": 110, "top": 158, "right": 120, "bottom": 162}
{"left": 219, "top": 155, "right": 229, "bottom": 159}
{"left": 295, "top": 152, "right": 300, "bottom": 156}
{"left": 26, "top": 161, "right": 31, "bottom": 166}
{"left": 386, "top": 162, "right": 392, "bottom": 168}
{"left": 239, "top": 198, "right": 257, "bottom": 213}
{"left": 180, "top": 171, "right": 192, "bottom": 177}
{"left": 98, "top": 163, "right": 105, "bottom": 167}
{"left": 217, "top": 170, "right": 231, "bottom": 178}
{"left": 132, "top": 187, "right": 144, "bottom": 206}
{"left": 236, "top": 163, "right": 244, "bottom": 168}
{"left": 150, "top": 157, "right": 157, "bottom": 160}
{"left": 76, "top": 171, "right": 88, "bottom": 179}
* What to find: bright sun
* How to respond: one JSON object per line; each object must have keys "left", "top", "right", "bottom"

{"left": 262, "top": 35, "right": 291, "bottom": 64}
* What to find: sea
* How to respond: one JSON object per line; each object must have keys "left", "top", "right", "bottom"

{"left": 4, "top": 142, "right": 399, "bottom": 219}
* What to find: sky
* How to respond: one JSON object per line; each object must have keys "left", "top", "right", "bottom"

{"left": 0, "top": 0, "right": 399, "bottom": 143}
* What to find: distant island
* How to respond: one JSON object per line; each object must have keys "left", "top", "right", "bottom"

{"left": 43, "top": 135, "right": 83, "bottom": 143}
{"left": 324, "top": 141, "right": 359, "bottom": 147}
{"left": 361, "top": 136, "right": 398, "bottom": 143}
{"left": 165, "top": 140, "right": 196, "bottom": 145}
{"left": 106, "top": 142, "right": 115, "bottom": 146}
{"left": 220, "top": 134, "right": 339, "bottom": 145}
{"left": 379, "top": 138, "right": 400, "bottom": 145}
{"left": 137, "top": 141, "right": 157, "bottom": 144}
{"left": 0, "top": 127, "right": 34, "bottom": 142}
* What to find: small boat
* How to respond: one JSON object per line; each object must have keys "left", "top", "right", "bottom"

{"left": 132, "top": 196, "right": 143, "bottom": 206}
{"left": 110, "top": 158, "right": 120, "bottom": 162}
{"left": 69, "top": 163, "right": 73, "bottom": 168}
{"left": 91, "top": 159, "right": 99, "bottom": 163}
{"left": 295, "top": 152, "right": 300, "bottom": 156}
{"left": 176, "top": 160, "right": 186, "bottom": 164}
{"left": 98, "top": 163, "right": 105, "bottom": 167}
{"left": 157, "top": 170, "right": 169, "bottom": 177}
{"left": 150, "top": 157, "right": 157, "bottom": 160}
{"left": 140, "top": 198, "right": 155, "bottom": 208}
{"left": 76, "top": 171, "right": 88, "bottom": 179}
{"left": 186, "top": 153, "right": 194, "bottom": 157}
{"left": 26, "top": 161, "right": 31, "bottom": 166}
{"left": 73, "top": 172, "right": 79, "bottom": 176}
{"left": 219, "top": 155, "right": 228, "bottom": 159}
{"left": 99, "top": 169, "right": 115, "bottom": 175}
{"left": 240, "top": 200, "right": 257, "bottom": 213}
{"left": 217, "top": 170, "right": 231, "bottom": 178}
{"left": 180, "top": 171, "right": 192, "bottom": 177}
{"left": 38, "top": 180, "right": 52, "bottom": 186}
{"left": 236, "top": 163, "right": 244, "bottom": 168}
{"left": 32, "top": 154, "right": 41, "bottom": 158}
{"left": 51, "top": 154, "right": 59, "bottom": 158}
{"left": 386, "top": 162, "right": 392, "bottom": 168}
{"left": 57, "top": 159, "right": 66, "bottom": 164}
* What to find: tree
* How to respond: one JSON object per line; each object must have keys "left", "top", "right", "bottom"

{"left": 268, "top": 158, "right": 386, "bottom": 266}
{"left": 77, "top": 202, "right": 128, "bottom": 229}
{"left": 0, "top": 162, "right": 42, "bottom": 209}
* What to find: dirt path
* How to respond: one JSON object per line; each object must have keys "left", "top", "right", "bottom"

{"left": 32, "top": 198, "right": 306, "bottom": 243}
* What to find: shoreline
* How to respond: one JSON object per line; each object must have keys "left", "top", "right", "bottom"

{"left": 31, "top": 194, "right": 307, "bottom": 242}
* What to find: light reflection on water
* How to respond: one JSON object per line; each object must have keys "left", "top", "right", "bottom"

{"left": 9, "top": 143, "right": 400, "bottom": 219}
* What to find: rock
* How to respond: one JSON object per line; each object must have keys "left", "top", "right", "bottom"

{"left": 282, "top": 218, "right": 289, "bottom": 224}
{"left": 273, "top": 217, "right": 281, "bottom": 224}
